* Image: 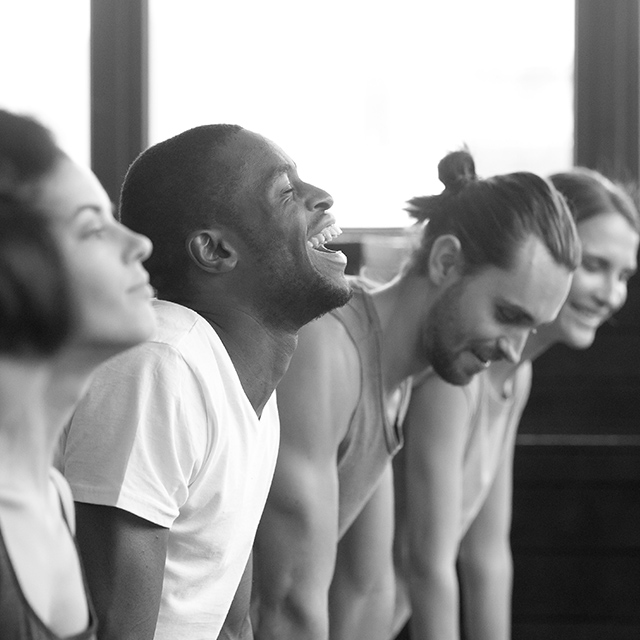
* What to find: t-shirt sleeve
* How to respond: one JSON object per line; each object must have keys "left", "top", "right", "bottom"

{"left": 61, "top": 341, "right": 207, "bottom": 528}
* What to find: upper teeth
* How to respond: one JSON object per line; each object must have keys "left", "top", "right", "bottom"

{"left": 307, "top": 223, "right": 342, "bottom": 249}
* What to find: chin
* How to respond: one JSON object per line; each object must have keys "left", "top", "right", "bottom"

{"left": 299, "top": 276, "right": 353, "bottom": 326}
{"left": 560, "top": 329, "right": 597, "bottom": 350}
{"left": 431, "top": 360, "right": 473, "bottom": 387}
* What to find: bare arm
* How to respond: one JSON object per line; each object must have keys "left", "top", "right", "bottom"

{"left": 219, "top": 554, "right": 254, "bottom": 640}
{"left": 329, "top": 463, "right": 396, "bottom": 640}
{"left": 400, "top": 377, "right": 472, "bottom": 640}
{"left": 75, "top": 503, "right": 169, "bottom": 640}
{"left": 457, "top": 442, "right": 515, "bottom": 640}
{"left": 253, "top": 317, "right": 356, "bottom": 640}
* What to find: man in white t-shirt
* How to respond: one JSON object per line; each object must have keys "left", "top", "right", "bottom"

{"left": 59, "top": 125, "right": 352, "bottom": 640}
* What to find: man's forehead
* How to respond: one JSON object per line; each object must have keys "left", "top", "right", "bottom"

{"left": 225, "top": 129, "right": 292, "bottom": 164}
{"left": 466, "top": 252, "right": 566, "bottom": 301}
{"left": 219, "top": 130, "right": 295, "bottom": 186}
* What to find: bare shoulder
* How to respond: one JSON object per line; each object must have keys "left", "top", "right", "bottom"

{"left": 278, "top": 312, "right": 360, "bottom": 450}
{"left": 404, "top": 372, "right": 476, "bottom": 450}
{"left": 410, "top": 371, "right": 473, "bottom": 414}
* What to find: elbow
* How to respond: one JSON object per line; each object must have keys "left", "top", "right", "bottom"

{"left": 405, "top": 551, "right": 458, "bottom": 595}
{"left": 255, "top": 588, "right": 329, "bottom": 639}
{"left": 286, "top": 594, "right": 329, "bottom": 637}
{"left": 458, "top": 540, "right": 513, "bottom": 585}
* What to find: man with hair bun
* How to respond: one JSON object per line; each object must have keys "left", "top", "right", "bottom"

{"left": 253, "top": 150, "right": 581, "bottom": 640}
{"left": 393, "top": 167, "right": 640, "bottom": 640}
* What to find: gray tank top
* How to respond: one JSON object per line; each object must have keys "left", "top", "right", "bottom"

{"left": 333, "top": 279, "right": 409, "bottom": 536}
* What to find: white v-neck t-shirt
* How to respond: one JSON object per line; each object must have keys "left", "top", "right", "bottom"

{"left": 61, "top": 300, "right": 280, "bottom": 639}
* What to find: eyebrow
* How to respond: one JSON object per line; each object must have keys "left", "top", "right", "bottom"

{"left": 497, "top": 299, "right": 536, "bottom": 325}
{"left": 266, "top": 163, "right": 294, "bottom": 183}
{"left": 584, "top": 253, "right": 638, "bottom": 274}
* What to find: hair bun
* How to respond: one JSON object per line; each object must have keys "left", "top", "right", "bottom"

{"left": 404, "top": 149, "right": 477, "bottom": 223}
{"left": 438, "top": 149, "right": 476, "bottom": 192}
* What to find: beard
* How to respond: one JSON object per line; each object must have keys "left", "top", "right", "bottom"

{"left": 422, "top": 279, "right": 471, "bottom": 386}
{"left": 251, "top": 244, "right": 352, "bottom": 332}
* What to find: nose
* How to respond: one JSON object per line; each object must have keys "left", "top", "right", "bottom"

{"left": 497, "top": 330, "right": 528, "bottom": 364}
{"left": 305, "top": 182, "right": 334, "bottom": 212}
{"left": 120, "top": 223, "right": 153, "bottom": 263}
{"left": 594, "top": 274, "right": 627, "bottom": 312}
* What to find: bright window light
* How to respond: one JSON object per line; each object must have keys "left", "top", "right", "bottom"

{"left": 0, "top": 1, "right": 90, "bottom": 165}
{"left": 150, "top": 0, "right": 574, "bottom": 228}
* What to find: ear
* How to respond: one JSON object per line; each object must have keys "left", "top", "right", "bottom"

{"left": 186, "top": 229, "right": 238, "bottom": 273}
{"left": 428, "top": 234, "right": 464, "bottom": 285}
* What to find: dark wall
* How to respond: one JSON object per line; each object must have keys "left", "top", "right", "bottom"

{"left": 519, "top": 275, "right": 640, "bottom": 437}
{"left": 512, "top": 276, "right": 640, "bottom": 638}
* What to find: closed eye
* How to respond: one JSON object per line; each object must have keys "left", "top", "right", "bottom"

{"left": 82, "top": 226, "right": 107, "bottom": 239}
{"left": 495, "top": 305, "right": 532, "bottom": 327}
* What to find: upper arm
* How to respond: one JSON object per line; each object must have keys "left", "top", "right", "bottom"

{"left": 399, "top": 376, "right": 473, "bottom": 571}
{"left": 63, "top": 345, "right": 203, "bottom": 527}
{"left": 459, "top": 439, "right": 515, "bottom": 561}
{"left": 254, "top": 316, "right": 358, "bottom": 633}
{"left": 329, "top": 465, "right": 397, "bottom": 640}
{"left": 75, "top": 502, "right": 169, "bottom": 640}
{"left": 219, "top": 553, "right": 254, "bottom": 640}
{"left": 460, "top": 365, "right": 529, "bottom": 562}
{"left": 63, "top": 348, "right": 202, "bottom": 637}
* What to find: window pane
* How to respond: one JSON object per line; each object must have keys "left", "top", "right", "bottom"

{"left": 150, "top": 0, "right": 574, "bottom": 228}
{"left": 0, "top": 1, "right": 90, "bottom": 165}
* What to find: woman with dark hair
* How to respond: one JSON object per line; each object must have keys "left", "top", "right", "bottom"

{"left": 393, "top": 167, "right": 639, "bottom": 640}
{"left": 0, "top": 196, "right": 71, "bottom": 355}
{"left": 0, "top": 109, "right": 156, "bottom": 638}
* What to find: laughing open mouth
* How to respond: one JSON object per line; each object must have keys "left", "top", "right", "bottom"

{"left": 307, "top": 223, "right": 342, "bottom": 252}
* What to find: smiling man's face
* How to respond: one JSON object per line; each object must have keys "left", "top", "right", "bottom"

{"left": 421, "top": 234, "right": 573, "bottom": 385}
{"left": 223, "top": 130, "right": 352, "bottom": 330}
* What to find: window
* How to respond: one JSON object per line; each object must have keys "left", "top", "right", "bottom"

{"left": 150, "top": 0, "right": 574, "bottom": 228}
{"left": 0, "top": 1, "right": 90, "bottom": 164}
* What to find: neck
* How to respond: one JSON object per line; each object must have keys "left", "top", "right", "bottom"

{"left": 521, "top": 327, "right": 556, "bottom": 363}
{"left": 196, "top": 307, "right": 298, "bottom": 417}
{"left": 0, "top": 342, "right": 137, "bottom": 491}
{"left": 0, "top": 358, "right": 57, "bottom": 489}
{"left": 371, "top": 273, "right": 436, "bottom": 393}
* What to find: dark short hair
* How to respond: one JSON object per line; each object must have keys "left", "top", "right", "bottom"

{"left": 405, "top": 150, "right": 581, "bottom": 276}
{"left": 119, "top": 124, "right": 244, "bottom": 295}
{"left": 550, "top": 168, "right": 640, "bottom": 233}
{"left": 0, "top": 195, "right": 71, "bottom": 355}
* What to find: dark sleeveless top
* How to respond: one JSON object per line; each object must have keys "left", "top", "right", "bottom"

{"left": 0, "top": 484, "right": 98, "bottom": 639}
{"left": 332, "top": 279, "right": 410, "bottom": 536}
